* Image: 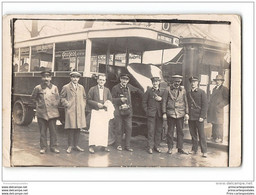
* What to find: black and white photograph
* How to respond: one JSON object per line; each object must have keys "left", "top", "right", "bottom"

{"left": 4, "top": 15, "right": 241, "bottom": 168}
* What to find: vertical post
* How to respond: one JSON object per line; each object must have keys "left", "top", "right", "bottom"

{"left": 161, "top": 49, "right": 164, "bottom": 64}
{"left": 141, "top": 52, "right": 143, "bottom": 64}
{"left": 18, "top": 48, "right": 20, "bottom": 72}
{"left": 106, "top": 44, "right": 110, "bottom": 74}
{"left": 28, "top": 46, "right": 31, "bottom": 72}
{"left": 84, "top": 39, "right": 92, "bottom": 77}
{"left": 52, "top": 43, "right": 55, "bottom": 73}
{"left": 125, "top": 48, "right": 129, "bottom": 66}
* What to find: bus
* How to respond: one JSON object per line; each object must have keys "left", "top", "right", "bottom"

{"left": 12, "top": 25, "right": 179, "bottom": 136}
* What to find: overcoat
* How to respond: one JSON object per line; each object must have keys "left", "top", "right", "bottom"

{"left": 162, "top": 86, "right": 188, "bottom": 119}
{"left": 142, "top": 87, "right": 164, "bottom": 117}
{"left": 207, "top": 85, "right": 229, "bottom": 124}
{"left": 60, "top": 82, "right": 87, "bottom": 129}
{"left": 87, "top": 85, "right": 113, "bottom": 110}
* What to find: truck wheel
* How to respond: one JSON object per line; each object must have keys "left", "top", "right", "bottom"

{"left": 13, "top": 100, "right": 34, "bottom": 126}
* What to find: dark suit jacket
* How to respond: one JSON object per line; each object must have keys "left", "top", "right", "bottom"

{"left": 87, "top": 85, "right": 112, "bottom": 111}
{"left": 187, "top": 88, "right": 208, "bottom": 120}
{"left": 142, "top": 87, "right": 164, "bottom": 117}
{"left": 207, "top": 85, "right": 229, "bottom": 124}
{"left": 111, "top": 83, "right": 143, "bottom": 116}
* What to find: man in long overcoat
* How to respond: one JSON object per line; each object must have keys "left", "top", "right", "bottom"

{"left": 60, "top": 71, "right": 87, "bottom": 153}
{"left": 87, "top": 74, "right": 113, "bottom": 154}
{"left": 142, "top": 77, "right": 164, "bottom": 154}
{"left": 207, "top": 74, "right": 229, "bottom": 143}
{"left": 162, "top": 75, "right": 189, "bottom": 155}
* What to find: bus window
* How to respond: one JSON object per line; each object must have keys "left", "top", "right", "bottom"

{"left": 114, "top": 53, "right": 126, "bottom": 67}
{"left": 31, "top": 44, "right": 53, "bottom": 71}
{"left": 55, "top": 41, "right": 85, "bottom": 71}
{"left": 129, "top": 53, "right": 142, "bottom": 64}
{"left": 13, "top": 49, "right": 19, "bottom": 72}
{"left": 20, "top": 47, "right": 30, "bottom": 72}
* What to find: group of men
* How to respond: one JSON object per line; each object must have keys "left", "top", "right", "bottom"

{"left": 31, "top": 70, "right": 229, "bottom": 159}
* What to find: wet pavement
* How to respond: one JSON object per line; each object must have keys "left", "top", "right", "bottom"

{"left": 11, "top": 120, "right": 229, "bottom": 167}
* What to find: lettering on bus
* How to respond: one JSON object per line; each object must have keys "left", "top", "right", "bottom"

{"left": 157, "top": 34, "right": 179, "bottom": 46}
{"left": 55, "top": 50, "right": 85, "bottom": 59}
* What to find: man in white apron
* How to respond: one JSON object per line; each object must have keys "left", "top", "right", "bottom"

{"left": 87, "top": 74, "right": 114, "bottom": 154}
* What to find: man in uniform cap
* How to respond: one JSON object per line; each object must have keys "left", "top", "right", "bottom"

{"left": 187, "top": 76, "right": 208, "bottom": 157}
{"left": 111, "top": 73, "right": 143, "bottom": 152}
{"left": 31, "top": 69, "right": 60, "bottom": 154}
{"left": 162, "top": 75, "right": 189, "bottom": 154}
{"left": 207, "top": 74, "right": 229, "bottom": 143}
{"left": 60, "top": 71, "right": 87, "bottom": 153}
{"left": 142, "top": 77, "right": 164, "bottom": 154}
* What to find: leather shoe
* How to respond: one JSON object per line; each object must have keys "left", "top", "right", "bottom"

{"left": 117, "top": 145, "right": 123, "bottom": 151}
{"left": 168, "top": 148, "right": 172, "bottom": 154}
{"left": 51, "top": 148, "right": 60, "bottom": 154}
{"left": 148, "top": 149, "right": 153, "bottom": 154}
{"left": 202, "top": 153, "right": 208, "bottom": 158}
{"left": 66, "top": 146, "right": 72, "bottom": 154}
{"left": 125, "top": 147, "right": 133, "bottom": 152}
{"left": 188, "top": 150, "right": 197, "bottom": 154}
{"left": 154, "top": 148, "right": 162, "bottom": 153}
{"left": 104, "top": 147, "right": 110, "bottom": 152}
{"left": 89, "top": 147, "right": 95, "bottom": 154}
{"left": 40, "top": 148, "right": 46, "bottom": 154}
{"left": 74, "top": 146, "right": 84, "bottom": 152}
{"left": 178, "top": 149, "right": 188, "bottom": 155}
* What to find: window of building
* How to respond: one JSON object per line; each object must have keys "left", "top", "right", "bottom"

{"left": 20, "top": 47, "right": 30, "bottom": 72}
{"left": 13, "top": 49, "right": 19, "bottom": 72}
{"left": 55, "top": 41, "right": 85, "bottom": 71}
{"left": 30, "top": 44, "right": 53, "bottom": 71}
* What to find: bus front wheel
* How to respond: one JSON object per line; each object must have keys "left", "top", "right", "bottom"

{"left": 13, "top": 100, "right": 34, "bottom": 126}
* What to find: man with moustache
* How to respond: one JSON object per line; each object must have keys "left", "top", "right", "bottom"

{"left": 142, "top": 77, "right": 164, "bottom": 154}
{"left": 162, "top": 75, "right": 189, "bottom": 155}
{"left": 111, "top": 74, "right": 143, "bottom": 152}
{"left": 60, "top": 71, "right": 87, "bottom": 154}
{"left": 187, "top": 76, "right": 208, "bottom": 158}
{"left": 31, "top": 69, "right": 60, "bottom": 154}
{"left": 87, "top": 74, "right": 113, "bottom": 154}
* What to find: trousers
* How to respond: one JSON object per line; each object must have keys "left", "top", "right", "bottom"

{"left": 115, "top": 114, "right": 132, "bottom": 148}
{"left": 188, "top": 120, "right": 207, "bottom": 153}
{"left": 67, "top": 129, "right": 80, "bottom": 147}
{"left": 37, "top": 117, "right": 57, "bottom": 149}
{"left": 212, "top": 123, "right": 223, "bottom": 140}
{"left": 147, "top": 115, "right": 162, "bottom": 149}
{"left": 167, "top": 117, "right": 184, "bottom": 150}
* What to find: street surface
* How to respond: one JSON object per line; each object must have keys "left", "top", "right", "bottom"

{"left": 11, "top": 120, "right": 228, "bottom": 167}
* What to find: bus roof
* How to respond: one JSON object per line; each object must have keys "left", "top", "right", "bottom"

{"left": 15, "top": 25, "right": 180, "bottom": 53}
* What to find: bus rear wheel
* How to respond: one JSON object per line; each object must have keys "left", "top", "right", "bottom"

{"left": 13, "top": 100, "right": 34, "bottom": 126}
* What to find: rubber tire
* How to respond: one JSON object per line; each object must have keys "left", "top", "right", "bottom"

{"left": 13, "top": 100, "right": 34, "bottom": 126}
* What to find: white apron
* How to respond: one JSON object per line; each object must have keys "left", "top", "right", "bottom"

{"left": 89, "top": 101, "right": 114, "bottom": 147}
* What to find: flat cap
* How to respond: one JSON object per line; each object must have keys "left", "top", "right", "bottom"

{"left": 189, "top": 76, "right": 199, "bottom": 82}
{"left": 151, "top": 77, "right": 161, "bottom": 82}
{"left": 120, "top": 74, "right": 130, "bottom": 79}
{"left": 70, "top": 71, "right": 81, "bottom": 77}
{"left": 41, "top": 70, "right": 52, "bottom": 77}
{"left": 171, "top": 75, "right": 183, "bottom": 81}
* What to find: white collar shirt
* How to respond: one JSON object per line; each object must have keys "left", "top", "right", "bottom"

{"left": 98, "top": 85, "right": 104, "bottom": 101}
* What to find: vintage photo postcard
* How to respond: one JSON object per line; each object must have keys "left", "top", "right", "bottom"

{"left": 3, "top": 15, "right": 241, "bottom": 167}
